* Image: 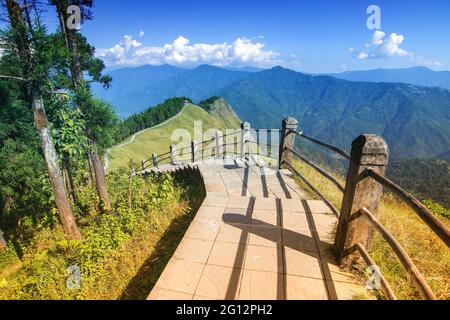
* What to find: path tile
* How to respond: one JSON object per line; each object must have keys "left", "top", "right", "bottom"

{"left": 208, "top": 242, "right": 247, "bottom": 269}
{"left": 156, "top": 259, "right": 204, "bottom": 294}
{"left": 245, "top": 245, "right": 283, "bottom": 273}
{"left": 173, "top": 238, "right": 214, "bottom": 264}
{"left": 196, "top": 265, "right": 243, "bottom": 299}
{"left": 285, "top": 275, "right": 328, "bottom": 300}
{"left": 239, "top": 270, "right": 284, "bottom": 300}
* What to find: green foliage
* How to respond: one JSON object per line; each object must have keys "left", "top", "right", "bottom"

{"left": 198, "top": 96, "right": 221, "bottom": 111}
{"left": 1, "top": 172, "right": 184, "bottom": 300}
{"left": 424, "top": 199, "right": 450, "bottom": 219}
{"left": 51, "top": 99, "right": 89, "bottom": 160}
{"left": 114, "top": 97, "right": 191, "bottom": 143}
{"left": 387, "top": 158, "right": 450, "bottom": 208}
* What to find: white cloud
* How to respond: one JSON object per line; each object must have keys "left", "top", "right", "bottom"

{"left": 96, "top": 35, "right": 282, "bottom": 67}
{"left": 358, "top": 52, "right": 369, "bottom": 60}
{"left": 139, "top": 30, "right": 145, "bottom": 37}
{"left": 354, "top": 30, "right": 411, "bottom": 60}
{"left": 352, "top": 30, "right": 442, "bottom": 67}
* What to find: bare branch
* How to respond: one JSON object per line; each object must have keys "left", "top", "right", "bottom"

{"left": 0, "top": 74, "right": 26, "bottom": 80}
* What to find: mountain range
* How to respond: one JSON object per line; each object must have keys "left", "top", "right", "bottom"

{"left": 93, "top": 64, "right": 450, "bottom": 159}
{"left": 329, "top": 66, "right": 450, "bottom": 89}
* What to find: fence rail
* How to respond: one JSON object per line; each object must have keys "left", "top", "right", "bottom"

{"left": 133, "top": 124, "right": 281, "bottom": 173}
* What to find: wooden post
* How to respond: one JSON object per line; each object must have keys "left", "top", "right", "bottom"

{"left": 152, "top": 153, "right": 158, "bottom": 167}
{"left": 170, "top": 144, "right": 176, "bottom": 164}
{"left": 240, "top": 122, "right": 250, "bottom": 159}
{"left": 191, "top": 140, "right": 199, "bottom": 162}
{"left": 215, "top": 131, "right": 223, "bottom": 159}
{"left": 279, "top": 117, "right": 298, "bottom": 169}
{"left": 141, "top": 160, "right": 145, "bottom": 171}
{"left": 335, "top": 134, "right": 389, "bottom": 265}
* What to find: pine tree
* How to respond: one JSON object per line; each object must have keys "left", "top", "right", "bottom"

{"left": 3, "top": 0, "right": 81, "bottom": 239}
{"left": 50, "top": 0, "right": 112, "bottom": 212}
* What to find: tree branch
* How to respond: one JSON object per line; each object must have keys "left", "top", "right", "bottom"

{"left": 0, "top": 74, "right": 26, "bottom": 81}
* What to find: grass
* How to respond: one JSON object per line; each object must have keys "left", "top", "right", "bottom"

{"left": 109, "top": 104, "right": 240, "bottom": 171}
{"left": 291, "top": 159, "right": 450, "bottom": 300}
{"left": 0, "top": 169, "right": 206, "bottom": 300}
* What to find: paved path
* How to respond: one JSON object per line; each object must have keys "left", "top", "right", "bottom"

{"left": 147, "top": 157, "right": 368, "bottom": 300}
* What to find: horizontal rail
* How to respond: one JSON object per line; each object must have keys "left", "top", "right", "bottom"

{"left": 221, "top": 129, "right": 242, "bottom": 139}
{"left": 283, "top": 160, "right": 340, "bottom": 217}
{"left": 285, "top": 147, "right": 345, "bottom": 193}
{"left": 354, "top": 208, "right": 436, "bottom": 300}
{"left": 296, "top": 131, "right": 351, "bottom": 160}
{"left": 345, "top": 243, "right": 397, "bottom": 300}
{"left": 361, "top": 168, "right": 450, "bottom": 247}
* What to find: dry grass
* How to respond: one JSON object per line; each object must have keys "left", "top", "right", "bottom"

{"left": 291, "top": 159, "right": 450, "bottom": 300}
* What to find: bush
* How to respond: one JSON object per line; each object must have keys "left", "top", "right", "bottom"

{"left": 1, "top": 172, "right": 185, "bottom": 300}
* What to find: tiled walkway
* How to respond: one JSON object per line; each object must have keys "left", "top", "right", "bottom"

{"left": 148, "top": 157, "right": 368, "bottom": 300}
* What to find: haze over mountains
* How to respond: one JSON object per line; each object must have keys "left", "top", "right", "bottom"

{"left": 93, "top": 64, "right": 450, "bottom": 159}
{"left": 330, "top": 66, "right": 450, "bottom": 89}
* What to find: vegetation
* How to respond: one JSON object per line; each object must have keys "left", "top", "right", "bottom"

{"left": 387, "top": 158, "right": 450, "bottom": 208}
{"left": 108, "top": 103, "right": 241, "bottom": 171}
{"left": 219, "top": 66, "right": 450, "bottom": 159}
{"left": 0, "top": 170, "right": 205, "bottom": 299}
{"left": 114, "top": 97, "right": 191, "bottom": 143}
{"left": 291, "top": 158, "right": 450, "bottom": 300}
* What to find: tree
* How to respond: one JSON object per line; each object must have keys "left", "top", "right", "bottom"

{"left": 50, "top": 0, "right": 112, "bottom": 212}
{"left": 2, "top": 0, "right": 81, "bottom": 239}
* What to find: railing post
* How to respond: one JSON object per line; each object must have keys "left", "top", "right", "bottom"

{"left": 335, "top": 134, "right": 389, "bottom": 265}
{"left": 240, "top": 122, "right": 250, "bottom": 159}
{"left": 191, "top": 140, "right": 199, "bottom": 162}
{"left": 279, "top": 117, "right": 298, "bottom": 169}
{"left": 141, "top": 160, "right": 145, "bottom": 171}
{"left": 152, "top": 153, "right": 158, "bottom": 167}
{"left": 215, "top": 131, "right": 223, "bottom": 159}
{"left": 170, "top": 144, "right": 176, "bottom": 164}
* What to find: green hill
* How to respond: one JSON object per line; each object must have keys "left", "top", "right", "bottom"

{"left": 108, "top": 101, "right": 240, "bottom": 171}
{"left": 218, "top": 66, "right": 450, "bottom": 159}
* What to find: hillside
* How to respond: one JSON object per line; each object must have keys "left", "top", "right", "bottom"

{"left": 218, "top": 67, "right": 450, "bottom": 159}
{"left": 109, "top": 103, "right": 241, "bottom": 171}
{"left": 95, "top": 64, "right": 450, "bottom": 159}
{"left": 198, "top": 96, "right": 241, "bottom": 129}
{"left": 93, "top": 65, "right": 250, "bottom": 118}
{"left": 330, "top": 66, "right": 450, "bottom": 89}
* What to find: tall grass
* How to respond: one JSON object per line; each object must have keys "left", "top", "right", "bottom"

{"left": 0, "top": 170, "right": 205, "bottom": 300}
{"left": 291, "top": 159, "right": 450, "bottom": 300}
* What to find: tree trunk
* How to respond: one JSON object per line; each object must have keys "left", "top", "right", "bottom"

{"left": 0, "top": 228, "right": 6, "bottom": 250}
{"left": 32, "top": 93, "right": 82, "bottom": 239}
{"left": 63, "top": 156, "right": 77, "bottom": 203}
{"left": 91, "top": 151, "right": 111, "bottom": 212}
{"left": 6, "top": 0, "right": 81, "bottom": 240}
{"left": 54, "top": 1, "right": 112, "bottom": 211}
{"left": 88, "top": 152, "right": 97, "bottom": 189}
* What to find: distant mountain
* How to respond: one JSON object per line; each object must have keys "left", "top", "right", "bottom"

{"left": 93, "top": 64, "right": 450, "bottom": 159}
{"left": 93, "top": 64, "right": 251, "bottom": 118}
{"left": 217, "top": 67, "right": 450, "bottom": 158}
{"left": 92, "top": 64, "right": 186, "bottom": 104}
{"left": 329, "top": 66, "right": 450, "bottom": 89}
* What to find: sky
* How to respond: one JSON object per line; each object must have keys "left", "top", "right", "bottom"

{"left": 39, "top": 0, "right": 450, "bottom": 72}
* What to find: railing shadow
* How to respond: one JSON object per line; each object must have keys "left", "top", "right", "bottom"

{"left": 222, "top": 201, "right": 339, "bottom": 300}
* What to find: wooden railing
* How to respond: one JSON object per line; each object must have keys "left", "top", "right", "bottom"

{"left": 278, "top": 117, "right": 450, "bottom": 300}
{"left": 134, "top": 123, "right": 281, "bottom": 173}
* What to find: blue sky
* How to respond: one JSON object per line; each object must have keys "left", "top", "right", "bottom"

{"left": 48, "top": 0, "right": 450, "bottom": 72}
